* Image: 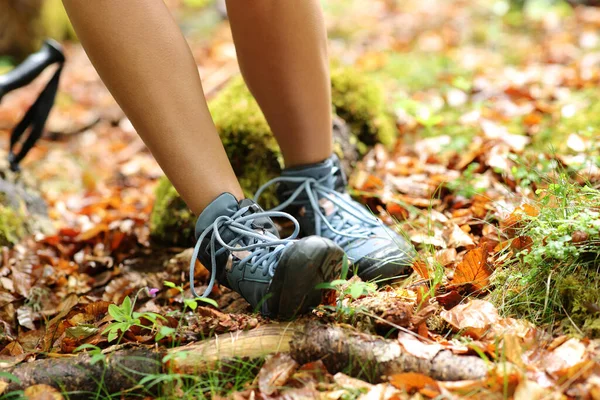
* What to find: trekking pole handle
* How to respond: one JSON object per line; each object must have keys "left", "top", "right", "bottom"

{"left": 0, "top": 40, "right": 65, "bottom": 101}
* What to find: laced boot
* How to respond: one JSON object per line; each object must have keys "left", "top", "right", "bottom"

{"left": 189, "top": 193, "right": 344, "bottom": 318}
{"left": 255, "top": 155, "right": 416, "bottom": 283}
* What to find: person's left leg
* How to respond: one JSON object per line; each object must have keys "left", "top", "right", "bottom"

{"left": 226, "top": 0, "right": 332, "bottom": 168}
{"left": 227, "top": 1, "right": 416, "bottom": 283}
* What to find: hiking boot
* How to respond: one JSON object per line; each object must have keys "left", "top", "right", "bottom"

{"left": 255, "top": 155, "right": 416, "bottom": 283}
{"left": 189, "top": 193, "right": 344, "bottom": 319}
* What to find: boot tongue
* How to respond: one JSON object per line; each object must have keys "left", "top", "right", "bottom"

{"left": 238, "top": 199, "right": 280, "bottom": 238}
{"left": 195, "top": 193, "right": 239, "bottom": 239}
{"left": 282, "top": 157, "right": 334, "bottom": 185}
{"left": 277, "top": 156, "right": 336, "bottom": 203}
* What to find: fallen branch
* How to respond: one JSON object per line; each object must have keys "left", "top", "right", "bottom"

{"left": 290, "top": 322, "right": 488, "bottom": 382}
{"left": 2, "top": 322, "right": 487, "bottom": 396}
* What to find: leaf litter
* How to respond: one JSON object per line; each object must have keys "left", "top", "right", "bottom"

{"left": 1, "top": 0, "right": 600, "bottom": 398}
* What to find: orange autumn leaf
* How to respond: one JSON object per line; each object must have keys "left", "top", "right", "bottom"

{"left": 502, "top": 204, "right": 539, "bottom": 235}
{"left": 386, "top": 202, "right": 409, "bottom": 220}
{"left": 451, "top": 247, "right": 492, "bottom": 291}
{"left": 75, "top": 223, "right": 109, "bottom": 242}
{"left": 511, "top": 236, "right": 533, "bottom": 251}
{"left": 390, "top": 372, "right": 440, "bottom": 397}
{"left": 412, "top": 260, "right": 430, "bottom": 279}
{"left": 523, "top": 112, "right": 543, "bottom": 126}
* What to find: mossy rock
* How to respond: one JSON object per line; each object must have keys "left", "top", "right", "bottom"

{"left": 491, "top": 263, "right": 600, "bottom": 338}
{"left": 556, "top": 268, "right": 600, "bottom": 337}
{"left": 149, "top": 176, "right": 196, "bottom": 246}
{"left": 0, "top": 0, "right": 75, "bottom": 60}
{"left": 330, "top": 67, "right": 397, "bottom": 151}
{"left": 0, "top": 177, "right": 50, "bottom": 246}
{"left": 0, "top": 149, "right": 53, "bottom": 246}
{"left": 150, "top": 67, "right": 398, "bottom": 246}
{"left": 0, "top": 202, "right": 26, "bottom": 247}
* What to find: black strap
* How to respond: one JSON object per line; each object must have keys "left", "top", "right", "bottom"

{"left": 7, "top": 65, "right": 63, "bottom": 172}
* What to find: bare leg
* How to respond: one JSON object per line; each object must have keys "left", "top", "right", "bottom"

{"left": 62, "top": 0, "right": 243, "bottom": 214}
{"left": 226, "top": 0, "right": 332, "bottom": 168}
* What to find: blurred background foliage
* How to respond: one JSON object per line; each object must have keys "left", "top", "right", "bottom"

{"left": 0, "top": 0, "right": 595, "bottom": 152}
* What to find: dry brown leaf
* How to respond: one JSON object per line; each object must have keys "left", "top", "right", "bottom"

{"left": 513, "top": 379, "right": 556, "bottom": 400}
{"left": 389, "top": 372, "right": 440, "bottom": 397}
{"left": 75, "top": 223, "right": 109, "bottom": 241}
{"left": 502, "top": 204, "right": 539, "bottom": 235}
{"left": 446, "top": 224, "right": 475, "bottom": 248}
{"left": 451, "top": 247, "right": 492, "bottom": 291}
{"left": 435, "top": 290, "right": 463, "bottom": 310}
{"left": 411, "top": 260, "right": 430, "bottom": 279}
{"left": 357, "top": 383, "right": 402, "bottom": 399}
{"left": 503, "top": 334, "right": 525, "bottom": 368}
{"left": 440, "top": 299, "right": 499, "bottom": 339}
{"left": 23, "top": 384, "right": 64, "bottom": 400}
{"left": 386, "top": 202, "right": 409, "bottom": 220}
{"left": 397, "top": 332, "right": 443, "bottom": 361}
{"left": 543, "top": 338, "right": 589, "bottom": 377}
{"left": 435, "top": 248, "right": 457, "bottom": 266}
{"left": 257, "top": 353, "right": 299, "bottom": 395}
{"left": 511, "top": 236, "right": 533, "bottom": 251}
{"left": 333, "top": 372, "right": 373, "bottom": 391}
{"left": 410, "top": 231, "right": 447, "bottom": 248}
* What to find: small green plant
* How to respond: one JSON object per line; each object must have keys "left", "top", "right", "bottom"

{"left": 163, "top": 281, "right": 218, "bottom": 310}
{"left": 446, "top": 162, "right": 487, "bottom": 198}
{"left": 490, "top": 177, "right": 600, "bottom": 335}
{"left": 316, "top": 256, "right": 377, "bottom": 318}
{"left": 103, "top": 295, "right": 162, "bottom": 343}
{"left": 74, "top": 343, "right": 107, "bottom": 365}
{"left": 103, "top": 290, "right": 169, "bottom": 343}
{"left": 103, "top": 284, "right": 218, "bottom": 343}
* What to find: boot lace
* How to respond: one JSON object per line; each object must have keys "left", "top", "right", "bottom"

{"left": 255, "top": 175, "right": 381, "bottom": 248}
{"left": 190, "top": 207, "right": 300, "bottom": 298}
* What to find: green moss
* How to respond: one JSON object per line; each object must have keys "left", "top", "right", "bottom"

{"left": 0, "top": 203, "right": 25, "bottom": 247}
{"left": 331, "top": 66, "right": 397, "bottom": 149}
{"left": 489, "top": 182, "right": 600, "bottom": 337}
{"left": 557, "top": 269, "right": 600, "bottom": 337}
{"left": 208, "top": 77, "right": 283, "bottom": 206}
{"left": 149, "top": 178, "right": 196, "bottom": 246}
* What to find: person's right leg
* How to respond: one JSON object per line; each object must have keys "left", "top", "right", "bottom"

{"left": 62, "top": 0, "right": 241, "bottom": 214}
{"left": 62, "top": 0, "right": 343, "bottom": 318}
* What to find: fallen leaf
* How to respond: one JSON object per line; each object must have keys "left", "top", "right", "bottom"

{"left": 386, "top": 202, "right": 409, "bottom": 220}
{"left": 435, "top": 290, "right": 463, "bottom": 310}
{"left": 543, "top": 338, "right": 588, "bottom": 377}
{"left": 411, "top": 261, "right": 430, "bottom": 279}
{"left": 258, "top": 353, "right": 299, "bottom": 395}
{"left": 389, "top": 372, "right": 440, "bottom": 397}
{"left": 450, "top": 247, "right": 492, "bottom": 291}
{"left": 410, "top": 231, "right": 447, "bottom": 248}
{"left": 440, "top": 299, "right": 499, "bottom": 339}
{"left": 24, "top": 384, "right": 64, "bottom": 400}
{"left": 513, "top": 379, "right": 554, "bottom": 400}
{"left": 446, "top": 224, "right": 475, "bottom": 248}
{"left": 435, "top": 248, "right": 457, "bottom": 266}
{"left": 511, "top": 236, "right": 533, "bottom": 251}
{"left": 397, "top": 332, "right": 443, "bottom": 361}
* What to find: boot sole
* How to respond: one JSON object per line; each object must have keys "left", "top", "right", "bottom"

{"left": 267, "top": 236, "right": 344, "bottom": 319}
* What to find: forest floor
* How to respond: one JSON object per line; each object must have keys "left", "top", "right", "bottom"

{"left": 1, "top": 0, "right": 600, "bottom": 399}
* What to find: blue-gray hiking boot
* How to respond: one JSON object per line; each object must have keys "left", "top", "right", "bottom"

{"left": 255, "top": 155, "right": 416, "bottom": 283}
{"left": 189, "top": 193, "right": 344, "bottom": 319}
